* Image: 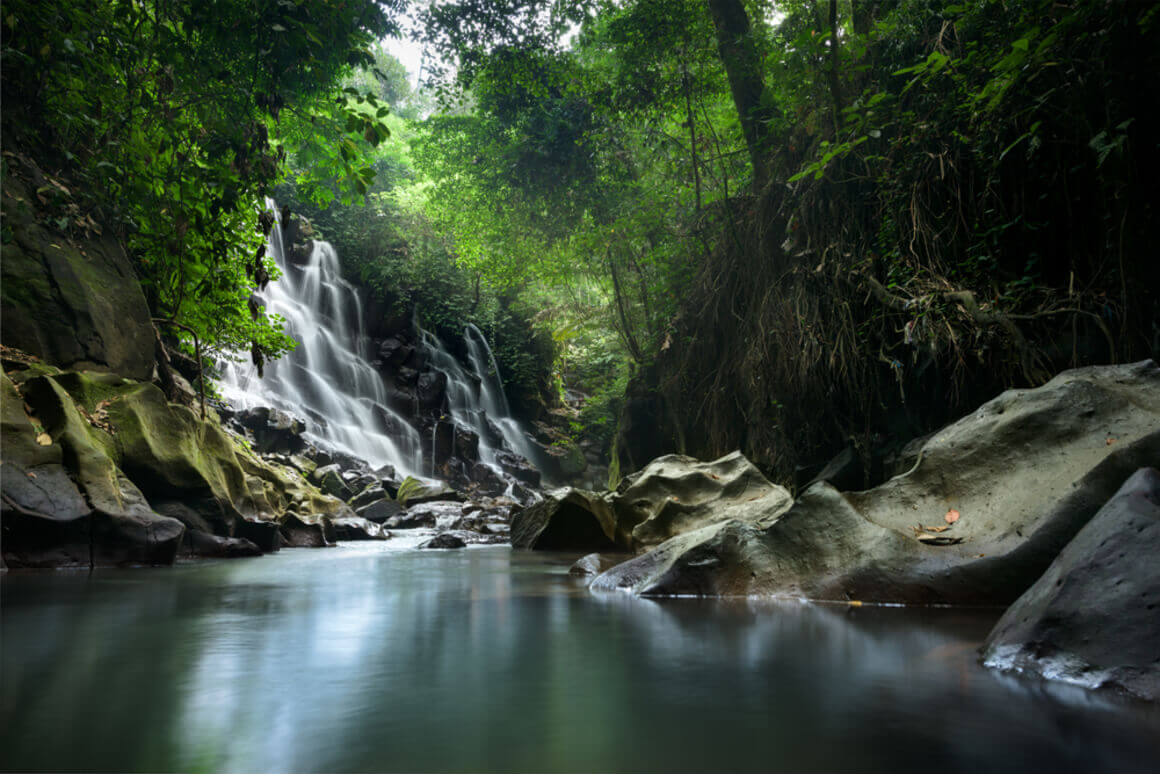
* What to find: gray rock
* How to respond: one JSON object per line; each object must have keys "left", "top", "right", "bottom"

{"left": 349, "top": 484, "right": 388, "bottom": 510}
{"left": 981, "top": 467, "right": 1160, "bottom": 701}
{"left": 387, "top": 501, "right": 463, "bottom": 529}
{"left": 497, "top": 450, "right": 541, "bottom": 488}
{"left": 356, "top": 498, "right": 403, "bottom": 524}
{"left": 235, "top": 407, "right": 307, "bottom": 454}
{"left": 278, "top": 512, "right": 333, "bottom": 548}
{"left": 454, "top": 424, "right": 480, "bottom": 463}
{"left": 511, "top": 489, "right": 620, "bottom": 551}
{"left": 613, "top": 451, "right": 793, "bottom": 551}
{"left": 235, "top": 518, "right": 281, "bottom": 552}
{"left": 419, "top": 532, "right": 467, "bottom": 549}
{"left": 182, "top": 531, "right": 262, "bottom": 558}
{"left": 329, "top": 515, "right": 389, "bottom": 541}
{"left": 593, "top": 361, "right": 1160, "bottom": 604}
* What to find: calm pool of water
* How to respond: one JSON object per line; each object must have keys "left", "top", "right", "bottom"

{"left": 3, "top": 540, "right": 1159, "bottom": 773}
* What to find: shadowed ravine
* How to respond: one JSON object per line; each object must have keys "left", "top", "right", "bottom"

{"left": 3, "top": 544, "right": 1159, "bottom": 773}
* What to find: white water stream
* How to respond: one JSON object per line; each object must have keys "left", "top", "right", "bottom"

{"left": 421, "top": 323, "right": 540, "bottom": 472}
{"left": 219, "top": 202, "right": 539, "bottom": 483}
{"left": 218, "top": 204, "right": 423, "bottom": 475}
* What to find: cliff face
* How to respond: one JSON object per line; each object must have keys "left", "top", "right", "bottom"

{"left": 1, "top": 172, "right": 155, "bottom": 381}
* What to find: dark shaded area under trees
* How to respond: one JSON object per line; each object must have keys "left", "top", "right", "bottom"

{"left": 415, "top": 0, "right": 1160, "bottom": 487}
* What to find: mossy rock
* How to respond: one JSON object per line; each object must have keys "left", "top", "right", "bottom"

{"left": 4, "top": 371, "right": 347, "bottom": 565}
{"left": 7, "top": 374, "right": 184, "bottom": 567}
{"left": 395, "top": 476, "right": 462, "bottom": 506}
{"left": 1, "top": 179, "right": 155, "bottom": 380}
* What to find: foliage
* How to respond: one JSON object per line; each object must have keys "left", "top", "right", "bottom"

{"left": 1, "top": 0, "right": 397, "bottom": 367}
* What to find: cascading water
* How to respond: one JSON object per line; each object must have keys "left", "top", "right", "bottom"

{"left": 419, "top": 323, "right": 542, "bottom": 473}
{"left": 218, "top": 203, "right": 423, "bottom": 475}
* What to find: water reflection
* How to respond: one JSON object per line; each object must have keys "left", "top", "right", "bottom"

{"left": 3, "top": 545, "right": 1159, "bottom": 773}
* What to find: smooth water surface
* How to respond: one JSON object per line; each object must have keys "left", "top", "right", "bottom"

{"left": 3, "top": 543, "right": 1159, "bottom": 773}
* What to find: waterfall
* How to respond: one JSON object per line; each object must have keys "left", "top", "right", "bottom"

{"left": 218, "top": 203, "right": 423, "bottom": 475}
{"left": 419, "top": 324, "right": 540, "bottom": 471}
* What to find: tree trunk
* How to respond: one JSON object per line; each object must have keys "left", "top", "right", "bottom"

{"left": 705, "top": 0, "right": 779, "bottom": 189}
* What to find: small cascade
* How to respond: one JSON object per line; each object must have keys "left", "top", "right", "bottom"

{"left": 419, "top": 324, "right": 540, "bottom": 471}
{"left": 218, "top": 202, "right": 423, "bottom": 475}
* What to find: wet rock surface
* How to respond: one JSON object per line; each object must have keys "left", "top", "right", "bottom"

{"left": 569, "top": 552, "right": 630, "bottom": 578}
{"left": 982, "top": 467, "right": 1160, "bottom": 701}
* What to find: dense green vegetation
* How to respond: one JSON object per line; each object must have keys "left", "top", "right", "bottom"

{"left": 5, "top": 0, "right": 1157, "bottom": 482}
{"left": 406, "top": 0, "right": 1160, "bottom": 481}
{"left": 1, "top": 0, "right": 398, "bottom": 368}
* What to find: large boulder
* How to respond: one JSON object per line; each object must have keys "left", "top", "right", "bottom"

{"left": 613, "top": 451, "right": 793, "bottom": 550}
{"left": 511, "top": 489, "right": 620, "bottom": 551}
{"left": 1, "top": 373, "right": 184, "bottom": 567}
{"left": 1, "top": 178, "right": 155, "bottom": 380}
{"left": 2, "top": 369, "right": 351, "bottom": 566}
{"left": 310, "top": 464, "right": 353, "bottom": 501}
{"left": 593, "top": 361, "right": 1160, "bottom": 603}
{"left": 981, "top": 467, "right": 1160, "bottom": 701}
{"left": 395, "top": 476, "right": 463, "bottom": 506}
{"left": 356, "top": 498, "right": 403, "bottom": 524}
{"left": 496, "top": 449, "right": 541, "bottom": 488}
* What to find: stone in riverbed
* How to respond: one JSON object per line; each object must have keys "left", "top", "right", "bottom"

{"left": 385, "top": 500, "right": 462, "bottom": 529}
{"left": 419, "top": 532, "right": 467, "bottom": 549}
{"left": 613, "top": 450, "right": 793, "bottom": 551}
{"left": 395, "top": 476, "right": 463, "bottom": 506}
{"left": 236, "top": 518, "right": 282, "bottom": 552}
{"left": 279, "top": 512, "right": 333, "bottom": 548}
{"left": 329, "top": 514, "right": 389, "bottom": 541}
{"left": 356, "top": 498, "right": 403, "bottom": 524}
{"left": 349, "top": 483, "right": 388, "bottom": 510}
{"left": 182, "top": 530, "right": 262, "bottom": 559}
{"left": 981, "top": 467, "right": 1160, "bottom": 702}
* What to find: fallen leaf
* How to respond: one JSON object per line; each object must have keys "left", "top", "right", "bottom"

{"left": 27, "top": 471, "right": 37, "bottom": 479}
{"left": 945, "top": 509, "right": 961, "bottom": 524}
{"left": 917, "top": 533, "right": 964, "bottom": 546}
{"left": 1106, "top": 437, "right": 1117, "bottom": 446}
{"left": 35, "top": 433, "right": 52, "bottom": 446}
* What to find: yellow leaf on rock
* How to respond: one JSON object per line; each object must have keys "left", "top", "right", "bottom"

{"left": 35, "top": 433, "right": 52, "bottom": 446}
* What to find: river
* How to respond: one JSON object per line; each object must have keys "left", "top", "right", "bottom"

{"left": 3, "top": 540, "right": 1159, "bottom": 773}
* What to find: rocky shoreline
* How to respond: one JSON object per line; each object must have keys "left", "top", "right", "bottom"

{"left": 510, "top": 361, "right": 1160, "bottom": 701}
